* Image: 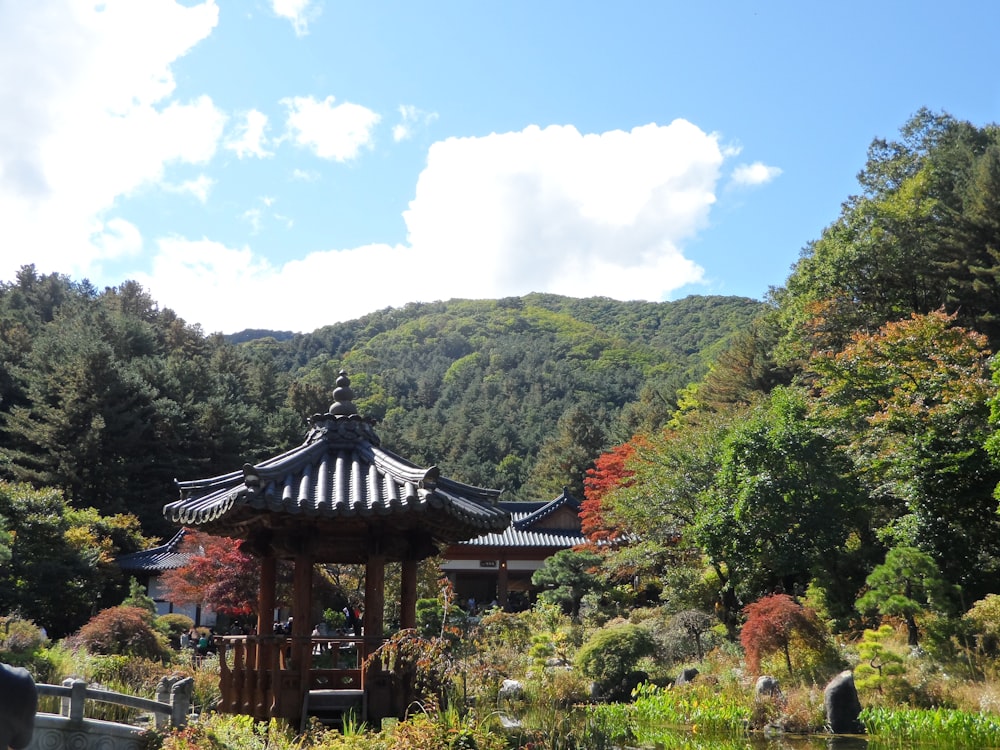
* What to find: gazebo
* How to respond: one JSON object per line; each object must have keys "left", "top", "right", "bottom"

{"left": 163, "top": 371, "right": 510, "bottom": 726}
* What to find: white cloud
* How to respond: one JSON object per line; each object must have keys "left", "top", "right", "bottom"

{"left": 91, "top": 218, "right": 144, "bottom": 262}
{"left": 270, "top": 0, "right": 320, "bottom": 36}
{"left": 242, "top": 208, "right": 263, "bottom": 233}
{"left": 239, "top": 197, "right": 280, "bottom": 233}
{"left": 225, "top": 109, "right": 272, "bottom": 159}
{"left": 0, "top": 0, "right": 222, "bottom": 282}
{"left": 730, "top": 161, "right": 782, "bottom": 187}
{"left": 402, "top": 122, "right": 718, "bottom": 299}
{"left": 393, "top": 104, "right": 439, "bottom": 143}
{"left": 139, "top": 121, "right": 725, "bottom": 333}
{"left": 164, "top": 174, "right": 215, "bottom": 203}
{"left": 283, "top": 95, "right": 380, "bottom": 161}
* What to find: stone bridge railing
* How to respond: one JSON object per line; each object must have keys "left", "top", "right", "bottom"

{"left": 28, "top": 676, "right": 193, "bottom": 750}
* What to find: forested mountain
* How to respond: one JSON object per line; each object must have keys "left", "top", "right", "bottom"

{"left": 0, "top": 272, "right": 761, "bottom": 537}
{"left": 249, "top": 293, "right": 762, "bottom": 500}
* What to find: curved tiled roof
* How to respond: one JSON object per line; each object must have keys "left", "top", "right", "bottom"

{"left": 458, "top": 490, "right": 585, "bottom": 549}
{"left": 163, "top": 372, "right": 510, "bottom": 549}
{"left": 117, "top": 529, "right": 191, "bottom": 573}
{"left": 512, "top": 487, "right": 580, "bottom": 530}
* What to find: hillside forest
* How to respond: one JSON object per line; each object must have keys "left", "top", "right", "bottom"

{"left": 2, "top": 108, "right": 1000, "bottom": 645}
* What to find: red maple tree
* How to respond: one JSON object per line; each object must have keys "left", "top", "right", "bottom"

{"left": 579, "top": 439, "right": 641, "bottom": 548}
{"left": 159, "top": 530, "right": 261, "bottom": 617}
{"left": 740, "top": 593, "right": 826, "bottom": 676}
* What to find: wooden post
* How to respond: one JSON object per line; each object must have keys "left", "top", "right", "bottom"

{"left": 255, "top": 555, "right": 276, "bottom": 718}
{"left": 400, "top": 558, "right": 417, "bottom": 630}
{"left": 498, "top": 557, "right": 509, "bottom": 609}
{"left": 364, "top": 553, "right": 386, "bottom": 644}
{"left": 257, "top": 555, "right": 277, "bottom": 641}
{"left": 292, "top": 554, "right": 313, "bottom": 720}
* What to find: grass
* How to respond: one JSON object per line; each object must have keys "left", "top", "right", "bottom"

{"left": 861, "top": 705, "right": 1000, "bottom": 748}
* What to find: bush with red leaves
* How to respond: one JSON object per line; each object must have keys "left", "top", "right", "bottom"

{"left": 740, "top": 593, "right": 826, "bottom": 677}
{"left": 72, "top": 605, "right": 170, "bottom": 661}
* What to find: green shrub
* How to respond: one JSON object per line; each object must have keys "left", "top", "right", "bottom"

{"left": 576, "top": 622, "right": 656, "bottom": 698}
{"left": 162, "top": 713, "right": 304, "bottom": 750}
{"left": 323, "top": 608, "right": 347, "bottom": 631}
{"left": 965, "top": 594, "right": 1000, "bottom": 655}
{"left": 462, "top": 609, "right": 532, "bottom": 701}
{"left": 157, "top": 613, "right": 195, "bottom": 646}
{"left": 0, "top": 615, "right": 49, "bottom": 655}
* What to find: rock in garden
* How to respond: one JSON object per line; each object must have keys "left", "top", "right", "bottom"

{"left": 498, "top": 679, "right": 524, "bottom": 701}
{"left": 755, "top": 675, "right": 782, "bottom": 700}
{"left": 674, "top": 667, "right": 699, "bottom": 686}
{"left": 824, "top": 670, "right": 864, "bottom": 734}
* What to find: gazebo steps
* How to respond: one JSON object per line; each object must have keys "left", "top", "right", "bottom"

{"left": 302, "top": 689, "right": 366, "bottom": 730}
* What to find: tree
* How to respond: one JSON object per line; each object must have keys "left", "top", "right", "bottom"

{"left": 580, "top": 440, "right": 638, "bottom": 548}
{"left": 531, "top": 548, "right": 604, "bottom": 619}
{"left": 854, "top": 625, "right": 906, "bottom": 693}
{"left": 855, "top": 546, "right": 953, "bottom": 647}
{"left": 740, "top": 593, "right": 827, "bottom": 677}
{"left": 122, "top": 577, "right": 157, "bottom": 616}
{"left": 686, "top": 314, "right": 791, "bottom": 411}
{"left": 774, "top": 109, "right": 1000, "bottom": 362}
{"left": 813, "top": 311, "right": 1000, "bottom": 599}
{"left": 159, "top": 531, "right": 261, "bottom": 617}
{"left": 695, "top": 387, "right": 864, "bottom": 606}
{"left": 523, "top": 404, "right": 608, "bottom": 500}
{"left": 601, "top": 414, "right": 738, "bottom": 630}
{"left": 669, "top": 609, "right": 716, "bottom": 661}
{"left": 2, "top": 305, "right": 161, "bottom": 514}
{"left": 0, "top": 481, "right": 149, "bottom": 638}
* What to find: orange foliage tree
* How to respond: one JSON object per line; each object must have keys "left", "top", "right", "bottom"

{"left": 580, "top": 439, "right": 639, "bottom": 548}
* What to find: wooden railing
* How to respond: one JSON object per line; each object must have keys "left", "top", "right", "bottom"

{"left": 215, "top": 635, "right": 377, "bottom": 721}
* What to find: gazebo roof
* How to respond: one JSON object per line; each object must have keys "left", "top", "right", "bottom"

{"left": 163, "top": 371, "right": 510, "bottom": 562}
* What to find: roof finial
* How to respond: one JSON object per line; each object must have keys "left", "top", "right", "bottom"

{"left": 330, "top": 370, "right": 358, "bottom": 416}
{"left": 330, "top": 370, "right": 358, "bottom": 417}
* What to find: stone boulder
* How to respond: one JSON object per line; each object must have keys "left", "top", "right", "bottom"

{"left": 754, "top": 674, "right": 782, "bottom": 700}
{"left": 498, "top": 679, "right": 524, "bottom": 701}
{"left": 673, "top": 667, "right": 699, "bottom": 686}
{"left": 824, "top": 670, "right": 864, "bottom": 734}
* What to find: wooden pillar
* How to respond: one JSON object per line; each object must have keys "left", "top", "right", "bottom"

{"left": 498, "top": 557, "right": 509, "bottom": 609}
{"left": 400, "top": 558, "right": 417, "bottom": 630}
{"left": 255, "top": 554, "right": 276, "bottom": 720}
{"left": 257, "top": 555, "right": 276, "bottom": 639}
{"left": 292, "top": 554, "right": 313, "bottom": 712}
{"left": 364, "top": 553, "right": 385, "bottom": 643}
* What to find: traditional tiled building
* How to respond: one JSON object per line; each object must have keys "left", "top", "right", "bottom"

{"left": 442, "top": 488, "right": 585, "bottom": 611}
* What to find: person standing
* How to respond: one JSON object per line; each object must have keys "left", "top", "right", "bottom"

{"left": 0, "top": 662, "right": 37, "bottom": 750}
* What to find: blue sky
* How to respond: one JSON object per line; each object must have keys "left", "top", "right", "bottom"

{"left": 2, "top": 1, "right": 998, "bottom": 334}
